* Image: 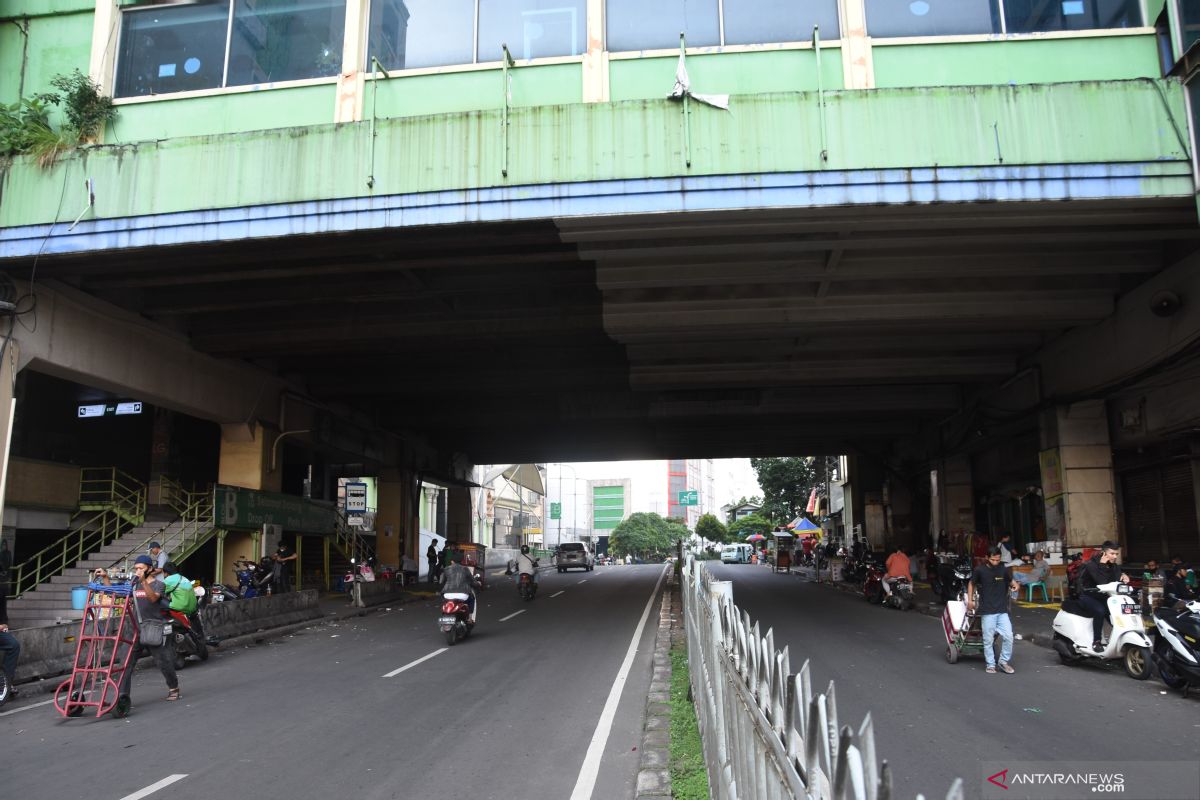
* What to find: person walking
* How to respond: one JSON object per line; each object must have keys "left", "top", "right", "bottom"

{"left": 967, "top": 545, "right": 1020, "bottom": 675}
{"left": 124, "top": 555, "right": 181, "bottom": 702}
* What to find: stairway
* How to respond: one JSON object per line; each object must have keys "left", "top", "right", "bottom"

{"left": 5, "top": 510, "right": 182, "bottom": 630}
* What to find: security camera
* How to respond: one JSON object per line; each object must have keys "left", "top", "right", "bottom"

{"left": 1149, "top": 290, "right": 1182, "bottom": 318}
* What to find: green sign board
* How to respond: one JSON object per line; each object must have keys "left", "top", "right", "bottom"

{"left": 215, "top": 485, "right": 337, "bottom": 534}
{"left": 550, "top": 502, "right": 561, "bottom": 520}
{"left": 677, "top": 490, "right": 698, "bottom": 506}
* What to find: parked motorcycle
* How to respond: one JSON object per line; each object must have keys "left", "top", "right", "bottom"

{"left": 1051, "top": 581, "right": 1153, "bottom": 680}
{"left": 1151, "top": 599, "right": 1200, "bottom": 696}
{"left": 162, "top": 608, "right": 209, "bottom": 669}
{"left": 930, "top": 556, "right": 973, "bottom": 603}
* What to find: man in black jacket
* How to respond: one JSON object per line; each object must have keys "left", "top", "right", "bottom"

{"left": 1076, "top": 541, "right": 1130, "bottom": 652}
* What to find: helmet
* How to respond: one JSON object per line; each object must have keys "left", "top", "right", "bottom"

{"left": 520, "top": 545, "right": 530, "bottom": 555}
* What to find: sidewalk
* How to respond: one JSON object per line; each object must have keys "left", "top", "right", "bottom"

{"left": 784, "top": 564, "right": 1061, "bottom": 648}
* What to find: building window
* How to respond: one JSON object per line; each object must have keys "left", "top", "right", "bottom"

{"left": 865, "top": 0, "right": 1000, "bottom": 37}
{"left": 607, "top": 0, "right": 719, "bottom": 51}
{"left": 367, "top": 0, "right": 586, "bottom": 71}
{"left": 1003, "top": 0, "right": 1142, "bottom": 34}
{"left": 227, "top": 0, "right": 346, "bottom": 87}
{"left": 116, "top": 0, "right": 348, "bottom": 98}
{"left": 116, "top": 1, "right": 232, "bottom": 98}
{"left": 722, "top": 0, "right": 841, "bottom": 45}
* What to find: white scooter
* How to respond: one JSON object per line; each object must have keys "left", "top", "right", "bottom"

{"left": 1051, "top": 581, "right": 1153, "bottom": 680}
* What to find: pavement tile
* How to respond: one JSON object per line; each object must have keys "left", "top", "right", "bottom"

{"left": 643, "top": 729, "right": 669, "bottom": 747}
{"left": 646, "top": 714, "right": 669, "bottom": 731}
{"left": 648, "top": 691, "right": 670, "bottom": 703}
{"left": 636, "top": 769, "right": 671, "bottom": 794}
{"left": 646, "top": 701, "right": 670, "bottom": 716}
{"left": 640, "top": 746, "right": 670, "bottom": 768}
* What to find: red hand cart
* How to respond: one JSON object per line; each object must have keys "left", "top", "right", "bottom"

{"left": 54, "top": 581, "right": 139, "bottom": 718}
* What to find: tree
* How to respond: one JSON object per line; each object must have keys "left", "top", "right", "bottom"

{"left": 750, "top": 457, "right": 818, "bottom": 524}
{"left": 610, "top": 512, "right": 680, "bottom": 559}
{"left": 695, "top": 513, "right": 729, "bottom": 545}
{"left": 727, "top": 513, "right": 773, "bottom": 541}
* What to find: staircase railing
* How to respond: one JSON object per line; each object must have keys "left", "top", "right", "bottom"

{"left": 6, "top": 508, "right": 136, "bottom": 598}
{"left": 77, "top": 467, "right": 147, "bottom": 525}
{"left": 109, "top": 480, "right": 219, "bottom": 569}
{"left": 334, "top": 511, "right": 376, "bottom": 566}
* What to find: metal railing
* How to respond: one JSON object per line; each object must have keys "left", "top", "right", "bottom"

{"left": 77, "top": 467, "right": 147, "bottom": 525}
{"left": 107, "top": 478, "right": 218, "bottom": 569}
{"left": 681, "top": 557, "right": 962, "bottom": 800}
{"left": 335, "top": 511, "right": 376, "bottom": 566}
{"left": 6, "top": 508, "right": 136, "bottom": 598}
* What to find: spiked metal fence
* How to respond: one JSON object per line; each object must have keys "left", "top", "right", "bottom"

{"left": 681, "top": 557, "right": 963, "bottom": 800}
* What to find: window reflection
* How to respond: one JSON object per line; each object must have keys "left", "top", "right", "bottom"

{"left": 865, "top": 0, "right": 1000, "bottom": 37}
{"left": 723, "top": 0, "right": 841, "bottom": 44}
{"left": 607, "top": 0, "right": 720, "bottom": 52}
{"left": 369, "top": 0, "right": 475, "bottom": 70}
{"left": 1004, "top": 0, "right": 1141, "bottom": 34}
{"left": 115, "top": 0, "right": 231, "bottom": 98}
{"left": 479, "top": 0, "right": 587, "bottom": 62}
{"left": 226, "top": 0, "right": 347, "bottom": 87}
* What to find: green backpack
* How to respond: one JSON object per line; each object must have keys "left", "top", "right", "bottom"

{"left": 163, "top": 574, "right": 198, "bottom": 614}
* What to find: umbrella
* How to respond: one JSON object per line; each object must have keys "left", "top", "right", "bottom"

{"left": 745, "top": 534, "right": 766, "bottom": 542}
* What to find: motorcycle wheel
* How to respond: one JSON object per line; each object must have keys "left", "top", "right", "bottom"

{"left": 1052, "top": 634, "right": 1079, "bottom": 665}
{"left": 1154, "top": 641, "right": 1188, "bottom": 689}
{"left": 866, "top": 586, "right": 883, "bottom": 605}
{"left": 195, "top": 636, "right": 209, "bottom": 662}
{"left": 444, "top": 628, "right": 457, "bottom": 646}
{"left": 1123, "top": 645, "right": 1152, "bottom": 681}
{"left": 945, "top": 645, "right": 959, "bottom": 664}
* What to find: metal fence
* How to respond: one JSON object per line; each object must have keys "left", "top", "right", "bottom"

{"left": 681, "top": 557, "right": 963, "bottom": 800}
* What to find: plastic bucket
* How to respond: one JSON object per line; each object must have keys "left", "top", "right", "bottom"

{"left": 71, "top": 585, "right": 89, "bottom": 610}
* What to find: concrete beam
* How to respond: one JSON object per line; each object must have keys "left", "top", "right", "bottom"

{"left": 15, "top": 281, "right": 286, "bottom": 425}
{"left": 1031, "top": 250, "right": 1200, "bottom": 400}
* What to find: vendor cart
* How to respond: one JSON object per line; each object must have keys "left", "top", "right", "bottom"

{"left": 456, "top": 542, "right": 489, "bottom": 588}
{"left": 772, "top": 532, "right": 794, "bottom": 573}
{"left": 941, "top": 595, "right": 985, "bottom": 664}
{"left": 54, "top": 581, "right": 139, "bottom": 718}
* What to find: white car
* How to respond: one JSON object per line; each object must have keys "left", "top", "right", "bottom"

{"left": 557, "top": 542, "right": 594, "bottom": 572}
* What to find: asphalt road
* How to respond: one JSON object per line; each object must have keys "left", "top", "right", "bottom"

{"left": 705, "top": 562, "right": 1200, "bottom": 800}
{"left": 0, "top": 564, "right": 669, "bottom": 800}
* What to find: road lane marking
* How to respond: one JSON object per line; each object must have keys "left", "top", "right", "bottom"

{"left": 577, "top": 579, "right": 588, "bottom": 584}
{"left": 382, "top": 648, "right": 448, "bottom": 678}
{"left": 118, "top": 775, "right": 188, "bottom": 800}
{"left": 570, "top": 564, "right": 669, "bottom": 800}
{"left": 499, "top": 610, "right": 525, "bottom": 622}
{"left": 550, "top": 590, "right": 565, "bottom": 598}
{"left": 0, "top": 698, "right": 55, "bottom": 717}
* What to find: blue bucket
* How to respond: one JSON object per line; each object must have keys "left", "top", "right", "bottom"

{"left": 71, "top": 585, "right": 89, "bottom": 610}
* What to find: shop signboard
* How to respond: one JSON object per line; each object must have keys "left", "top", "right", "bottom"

{"left": 215, "top": 485, "right": 337, "bottom": 534}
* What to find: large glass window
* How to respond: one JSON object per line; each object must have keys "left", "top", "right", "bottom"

{"left": 479, "top": 0, "right": 587, "bottom": 62}
{"left": 1004, "top": 0, "right": 1141, "bottom": 34}
{"left": 116, "top": 0, "right": 348, "bottom": 98}
{"left": 1186, "top": 0, "right": 1200, "bottom": 54}
{"left": 368, "top": 0, "right": 474, "bottom": 71}
{"left": 116, "top": 1, "right": 231, "bottom": 98}
{"left": 865, "top": 0, "right": 1000, "bottom": 38}
{"left": 607, "top": 0, "right": 720, "bottom": 52}
{"left": 723, "top": 0, "right": 841, "bottom": 44}
{"left": 226, "top": 0, "right": 347, "bottom": 87}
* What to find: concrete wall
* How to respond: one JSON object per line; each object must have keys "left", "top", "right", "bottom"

{"left": 4, "top": 458, "right": 79, "bottom": 511}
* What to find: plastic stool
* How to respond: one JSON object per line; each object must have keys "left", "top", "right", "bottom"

{"left": 1026, "top": 581, "right": 1048, "bottom": 602}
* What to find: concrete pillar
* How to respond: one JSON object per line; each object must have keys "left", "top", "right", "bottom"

{"left": 334, "top": 0, "right": 370, "bottom": 123}
{"left": 217, "top": 422, "right": 279, "bottom": 585}
{"left": 582, "top": 0, "right": 609, "bottom": 103}
{"left": 0, "top": 340, "right": 19, "bottom": 534}
{"left": 933, "top": 455, "right": 975, "bottom": 545}
{"left": 447, "top": 487, "right": 473, "bottom": 542}
{"left": 375, "top": 468, "right": 408, "bottom": 567}
{"left": 1039, "top": 401, "right": 1118, "bottom": 550}
{"left": 839, "top": 0, "right": 875, "bottom": 90}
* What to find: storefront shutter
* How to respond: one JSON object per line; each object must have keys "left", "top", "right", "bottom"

{"left": 1162, "top": 462, "right": 1200, "bottom": 562}
{"left": 1121, "top": 468, "right": 1163, "bottom": 562}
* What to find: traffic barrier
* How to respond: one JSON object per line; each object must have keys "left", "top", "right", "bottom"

{"left": 681, "top": 557, "right": 962, "bottom": 800}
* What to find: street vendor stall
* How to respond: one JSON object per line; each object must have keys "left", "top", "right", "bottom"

{"left": 772, "top": 531, "right": 794, "bottom": 573}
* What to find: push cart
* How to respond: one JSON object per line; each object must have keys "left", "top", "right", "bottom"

{"left": 54, "top": 581, "right": 139, "bottom": 718}
{"left": 941, "top": 596, "right": 985, "bottom": 664}
{"left": 456, "top": 542, "right": 489, "bottom": 589}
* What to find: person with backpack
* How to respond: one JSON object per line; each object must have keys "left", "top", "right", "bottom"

{"left": 161, "top": 562, "right": 205, "bottom": 644}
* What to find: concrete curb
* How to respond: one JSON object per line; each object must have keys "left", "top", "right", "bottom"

{"left": 636, "top": 568, "right": 677, "bottom": 799}
{"left": 2, "top": 588, "right": 421, "bottom": 705}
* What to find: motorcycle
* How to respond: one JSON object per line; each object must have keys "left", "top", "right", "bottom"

{"left": 518, "top": 567, "right": 538, "bottom": 601}
{"left": 1051, "top": 581, "right": 1153, "bottom": 680}
{"left": 863, "top": 559, "right": 914, "bottom": 610}
{"left": 1151, "top": 599, "right": 1200, "bottom": 696}
{"left": 931, "top": 556, "right": 973, "bottom": 603}
{"left": 439, "top": 572, "right": 482, "bottom": 645}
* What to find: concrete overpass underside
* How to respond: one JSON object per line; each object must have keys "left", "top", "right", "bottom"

{"left": 12, "top": 195, "right": 1200, "bottom": 463}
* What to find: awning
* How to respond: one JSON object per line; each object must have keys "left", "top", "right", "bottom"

{"left": 501, "top": 463, "right": 545, "bottom": 495}
{"left": 419, "top": 470, "right": 481, "bottom": 490}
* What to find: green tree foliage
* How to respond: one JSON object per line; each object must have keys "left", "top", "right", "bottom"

{"left": 694, "top": 513, "right": 729, "bottom": 544}
{"left": 610, "top": 512, "right": 682, "bottom": 559}
{"left": 750, "top": 457, "right": 818, "bottom": 523}
{"left": 727, "top": 513, "right": 773, "bottom": 541}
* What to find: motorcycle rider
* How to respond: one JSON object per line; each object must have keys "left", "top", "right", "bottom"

{"left": 515, "top": 544, "right": 539, "bottom": 591}
{"left": 1076, "top": 541, "right": 1130, "bottom": 652}
{"left": 440, "top": 550, "right": 478, "bottom": 622}
{"left": 883, "top": 544, "right": 911, "bottom": 597}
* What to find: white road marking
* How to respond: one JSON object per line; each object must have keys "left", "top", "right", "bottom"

{"left": 577, "top": 579, "right": 588, "bottom": 584}
{"left": 569, "top": 564, "right": 669, "bottom": 800}
{"left": 499, "top": 610, "right": 525, "bottom": 622}
{"left": 0, "top": 698, "right": 55, "bottom": 717}
{"left": 550, "top": 590, "right": 565, "bottom": 598}
{"left": 118, "top": 775, "right": 188, "bottom": 800}
{"left": 381, "top": 648, "right": 448, "bottom": 678}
